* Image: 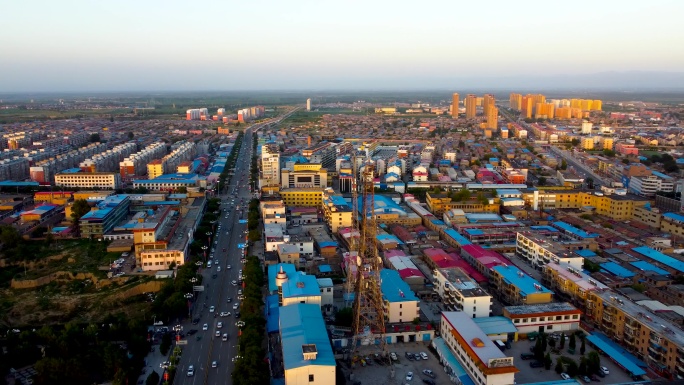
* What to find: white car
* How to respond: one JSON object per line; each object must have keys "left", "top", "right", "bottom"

{"left": 419, "top": 352, "right": 428, "bottom": 360}
{"left": 217, "top": 322, "right": 223, "bottom": 329}
{"left": 215, "top": 330, "right": 220, "bottom": 337}
{"left": 227, "top": 265, "right": 231, "bottom": 269}
{"left": 406, "top": 372, "right": 413, "bottom": 381}
{"left": 187, "top": 365, "right": 194, "bottom": 377}
{"left": 202, "top": 323, "right": 208, "bottom": 331}
{"left": 212, "top": 360, "right": 218, "bottom": 368}
{"left": 209, "top": 306, "right": 215, "bottom": 313}
{"left": 219, "top": 311, "right": 231, "bottom": 317}
{"left": 599, "top": 366, "right": 610, "bottom": 375}
{"left": 560, "top": 373, "right": 571, "bottom": 380}
{"left": 222, "top": 333, "right": 228, "bottom": 341}
{"left": 233, "top": 302, "right": 239, "bottom": 310}
{"left": 217, "top": 266, "right": 221, "bottom": 272}
{"left": 232, "top": 280, "right": 238, "bottom": 286}
{"left": 390, "top": 352, "right": 398, "bottom": 361}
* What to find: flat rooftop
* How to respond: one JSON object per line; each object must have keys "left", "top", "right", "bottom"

{"left": 442, "top": 312, "right": 516, "bottom": 370}
{"left": 493, "top": 265, "right": 553, "bottom": 297}
{"left": 504, "top": 302, "right": 580, "bottom": 316}
{"left": 437, "top": 267, "right": 488, "bottom": 298}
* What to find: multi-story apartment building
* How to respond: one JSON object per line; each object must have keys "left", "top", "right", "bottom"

{"left": 521, "top": 189, "right": 651, "bottom": 220}
{"left": 281, "top": 163, "right": 328, "bottom": 189}
{"left": 586, "top": 290, "right": 684, "bottom": 378}
{"left": 629, "top": 173, "right": 675, "bottom": 197}
{"left": 261, "top": 200, "right": 287, "bottom": 229}
{"left": 490, "top": 265, "right": 553, "bottom": 305}
{"left": 31, "top": 142, "right": 107, "bottom": 183}
{"left": 432, "top": 267, "right": 492, "bottom": 318}
{"left": 380, "top": 269, "right": 419, "bottom": 323}
{"left": 120, "top": 142, "right": 166, "bottom": 180}
{"left": 451, "top": 93, "right": 459, "bottom": 117}
{"left": 541, "top": 262, "right": 609, "bottom": 311}
{"left": 260, "top": 143, "right": 281, "bottom": 189}
{"left": 0, "top": 158, "right": 30, "bottom": 181}
{"left": 502, "top": 303, "right": 582, "bottom": 335}
{"left": 322, "top": 191, "right": 352, "bottom": 233}
{"left": 515, "top": 231, "right": 592, "bottom": 270}
{"left": 279, "top": 188, "right": 324, "bottom": 207}
{"left": 465, "top": 94, "right": 477, "bottom": 119}
{"left": 440, "top": 312, "right": 518, "bottom": 385}
{"left": 79, "top": 195, "right": 130, "bottom": 238}
{"left": 55, "top": 172, "right": 121, "bottom": 190}
{"left": 80, "top": 142, "right": 137, "bottom": 173}
{"left": 302, "top": 142, "right": 336, "bottom": 170}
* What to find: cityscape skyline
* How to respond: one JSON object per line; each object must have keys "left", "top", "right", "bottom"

{"left": 2, "top": 0, "right": 684, "bottom": 92}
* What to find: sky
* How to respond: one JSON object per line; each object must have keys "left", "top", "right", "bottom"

{"left": 1, "top": 0, "right": 684, "bottom": 92}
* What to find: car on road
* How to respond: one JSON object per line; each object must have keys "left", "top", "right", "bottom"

{"left": 222, "top": 333, "right": 228, "bottom": 341}
{"left": 160, "top": 361, "right": 170, "bottom": 369}
{"left": 422, "top": 380, "right": 436, "bottom": 385}
{"left": 389, "top": 352, "right": 398, "bottom": 361}
{"left": 581, "top": 375, "right": 591, "bottom": 383}
{"left": 237, "top": 294, "right": 245, "bottom": 300}
{"left": 187, "top": 329, "right": 198, "bottom": 336}
{"left": 589, "top": 374, "right": 600, "bottom": 381}
{"left": 561, "top": 373, "right": 571, "bottom": 380}
{"left": 217, "top": 266, "right": 221, "bottom": 272}
{"left": 233, "top": 302, "right": 239, "bottom": 310}
{"left": 192, "top": 318, "right": 200, "bottom": 325}
{"left": 405, "top": 352, "right": 414, "bottom": 360}
{"left": 529, "top": 361, "right": 544, "bottom": 368}
{"left": 422, "top": 369, "right": 435, "bottom": 378}
{"left": 227, "top": 265, "right": 231, "bottom": 269}
{"left": 406, "top": 372, "right": 413, "bottom": 381}
{"left": 238, "top": 289, "right": 242, "bottom": 295}
{"left": 202, "top": 323, "right": 208, "bottom": 331}
{"left": 187, "top": 365, "right": 194, "bottom": 377}
{"left": 215, "top": 330, "right": 221, "bottom": 337}
{"left": 220, "top": 311, "right": 230, "bottom": 317}
{"left": 232, "top": 280, "right": 238, "bottom": 286}
{"left": 520, "top": 353, "right": 535, "bottom": 360}
{"left": 235, "top": 321, "right": 245, "bottom": 328}
{"left": 599, "top": 367, "right": 609, "bottom": 376}
{"left": 235, "top": 311, "right": 241, "bottom": 318}
{"left": 217, "top": 322, "right": 223, "bottom": 329}
{"left": 209, "top": 306, "right": 215, "bottom": 313}
{"left": 212, "top": 361, "right": 218, "bottom": 368}
{"left": 226, "top": 297, "right": 232, "bottom": 303}
{"left": 419, "top": 352, "right": 428, "bottom": 360}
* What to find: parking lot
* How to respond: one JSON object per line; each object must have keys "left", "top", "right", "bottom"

{"left": 343, "top": 341, "right": 446, "bottom": 385}
{"left": 508, "top": 338, "right": 638, "bottom": 384}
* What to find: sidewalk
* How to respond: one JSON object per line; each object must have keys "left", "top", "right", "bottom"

{"left": 136, "top": 336, "right": 172, "bottom": 385}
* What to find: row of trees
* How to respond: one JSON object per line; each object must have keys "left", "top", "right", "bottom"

{"left": 247, "top": 199, "right": 261, "bottom": 243}
{"left": 231, "top": 255, "right": 269, "bottom": 385}
{"left": 531, "top": 332, "right": 604, "bottom": 377}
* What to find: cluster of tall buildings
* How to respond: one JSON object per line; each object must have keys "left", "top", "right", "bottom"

{"left": 450, "top": 93, "right": 498, "bottom": 129}
{"left": 147, "top": 141, "right": 197, "bottom": 179}
{"left": 237, "top": 105, "right": 265, "bottom": 123}
{"left": 30, "top": 142, "right": 108, "bottom": 183}
{"left": 510, "top": 93, "right": 602, "bottom": 120}
{"left": 185, "top": 108, "right": 210, "bottom": 121}
{"left": 79, "top": 142, "right": 137, "bottom": 173}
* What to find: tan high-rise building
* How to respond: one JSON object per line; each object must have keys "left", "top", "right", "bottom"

{"left": 451, "top": 93, "right": 459, "bottom": 118}
{"left": 521, "top": 96, "right": 533, "bottom": 119}
{"left": 509, "top": 93, "right": 522, "bottom": 110}
{"left": 486, "top": 106, "right": 498, "bottom": 130}
{"left": 465, "top": 94, "right": 477, "bottom": 119}
{"left": 483, "top": 94, "right": 495, "bottom": 116}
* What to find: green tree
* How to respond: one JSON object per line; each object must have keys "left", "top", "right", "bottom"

{"left": 0, "top": 225, "right": 21, "bottom": 249}
{"left": 569, "top": 333, "right": 576, "bottom": 351}
{"left": 561, "top": 159, "right": 568, "bottom": 170}
{"left": 559, "top": 333, "right": 566, "bottom": 349}
{"left": 631, "top": 283, "right": 646, "bottom": 293}
{"left": 664, "top": 160, "right": 679, "bottom": 172}
{"left": 622, "top": 158, "right": 630, "bottom": 164}
{"left": 89, "top": 133, "right": 101, "bottom": 143}
{"left": 160, "top": 333, "right": 172, "bottom": 356}
{"left": 587, "top": 351, "right": 601, "bottom": 374}
{"left": 127, "top": 131, "right": 134, "bottom": 140}
{"left": 71, "top": 199, "right": 91, "bottom": 223}
{"left": 555, "top": 358, "right": 564, "bottom": 374}
{"left": 578, "top": 357, "right": 588, "bottom": 376}
{"left": 566, "top": 359, "right": 579, "bottom": 377}
{"left": 538, "top": 177, "right": 547, "bottom": 186}
{"left": 580, "top": 338, "right": 586, "bottom": 355}
{"left": 548, "top": 338, "right": 556, "bottom": 349}
{"left": 335, "top": 307, "right": 354, "bottom": 327}
{"left": 571, "top": 138, "right": 580, "bottom": 146}
{"left": 544, "top": 352, "right": 553, "bottom": 370}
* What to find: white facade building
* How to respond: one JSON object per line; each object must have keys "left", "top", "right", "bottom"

{"left": 55, "top": 172, "right": 122, "bottom": 189}
{"left": 433, "top": 267, "right": 492, "bottom": 318}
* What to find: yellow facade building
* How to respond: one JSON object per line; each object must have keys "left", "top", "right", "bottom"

{"left": 426, "top": 192, "right": 499, "bottom": 216}
{"left": 321, "top": 191, "right": 353, "bottom": 233}
{"left": 601, "top": 137, "right": 614, "bottom": 150}
{"left": 582, "top": 137, "right": 595, "bottom": 150}
{"left": 465, "top": 94, "right": 477, "bottom": 119}
{"left": 279, "top": 188, "right": 324, "bottom": 207}
{"left": 451, "top": 93, "right": 459, "bottom": 118}
{"left": 147, "top": 159, "right": 164, "bottom": 179}
{"left": 521, "top": 190, "right": 651, "bottom": 220}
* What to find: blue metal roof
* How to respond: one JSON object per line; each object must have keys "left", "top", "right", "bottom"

{"left": 432, "top": 338, "right": 476, "bottom": 385}
{"left": 318, "top": 265, "right": 332, "bottom": 273}
{"left": 631, "top": 246, "right": 684, "bottom": 274}
{"left": 281, "top": 273, "right": 320, "bottom": 298}
{"left": 464, "top": 228, "right": 484, "bottom": 235}
{"left": 552, "top": 221, "right": 599, "bottom": 238}
{"left": 380, "top": 269, "right": 418, "bottom": 302}
{"left": 0, "top": 181, "right": 39, "bottom": 187}
{"left": 586, "top": 334, "right": 646, "bottom": 376}
{"left": 267, "top": 263, "right": 297, "bottom": 293}
{"left": 574, "top": 249, "right": 597, "bottom": 258}
{"left": 60, "top": 168, "right": 82, "bottom": 173}
{"left": 81, "top": 207, "right": 113, "bottom": 220}
{"left": 472, "top": 316, "right": 518, "bottom": 335}
{"left": 530, "top": 225, "right": 558, "bottom": 232}
{"left": 600, "top": 262, "right": 635, "bottom": 278}
{"left": 376, "top": 234, "right": 404, "bottom": 245}
{"left": 651, "top": 171, "right": 672, "bottom": 179}
{"left": 663, "top": 212, "right": 684, "bottom": 222}
{"left": 492, "top": 265, "right": 552, "bottom": 297}
{"left": 444, "top": 228, "right": 472, "bottom": 246}
{"left": 265, "top": 294, "right": 280, "bottom": 334}
{"left": 630, "top": 260, "right": 669, "bottom": 275}
{"left": 280, "top": 304, "right": 335, "bottom": 370}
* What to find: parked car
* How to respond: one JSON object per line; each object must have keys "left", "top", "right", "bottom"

{"left": 561, "top": 373, "right": 571, "bottom": 380}
{"left": 529, "top": 361, "right": 544, "bottom": 368}
{"left": 187, "top": 366, "right": 194, "bottom": 377}
{"left": 419, "top": 352, "right": 428, "bottom": 360}
{"left": 405, "top": 372, "right": 413, "bottom": 381}
{"left": 581, "top": 375, "right": 591, "bottom": 383}
{"left": 405, "top": 352, "right": 414, "bottom": 360}
{"left": 520, "top": 353, "right": 535, "bottom": 360}
{"left": 389, "top": 352, "right": 398, "bottom": 361}
{"left": 422, "top": 369, "right": 435, "bottom": 378}
{"left": 599, "top": 367, "right": 610, "bottom": 376}
{"left": 423, "top": 380, "right": 436, "bottom": 385}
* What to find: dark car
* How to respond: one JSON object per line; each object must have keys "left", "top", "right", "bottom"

{"left": 405, "top": 352, "right": 414, "bottom": 360}
{"left": 423, "top": 380, "right": 436, "bottom": 385}
{"left": 589, "top": 374, "right": 600, "bottom": 382}
{"left": 520, "top": 353, "right": 535, "bottom": 360}
{"left": 192, "top": 318, "right": 200, "bottom": 325}
{"left": 529, "top": 361, "right": 544, "bottom": 368}
{"left": 235, "top": 311, "right": 241, "bottom": 318}
{"left": 187, "top": 329, "right": 198, "bottom": 336}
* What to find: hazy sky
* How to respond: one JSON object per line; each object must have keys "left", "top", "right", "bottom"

{"left": 1, "top": 0, "right": 683, "bottom": 92}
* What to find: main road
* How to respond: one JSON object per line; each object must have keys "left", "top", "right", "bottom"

{"left": 174, "top": 107, "right": 298, "bottom": 385}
